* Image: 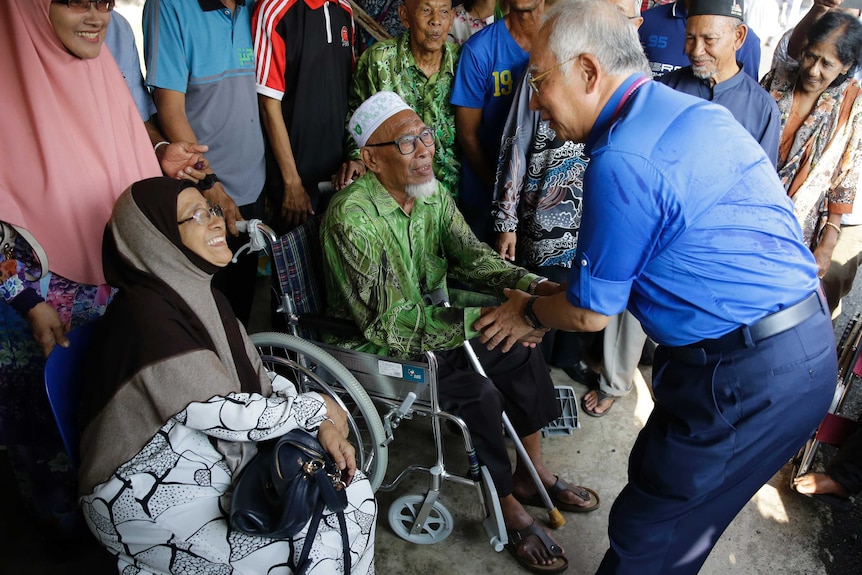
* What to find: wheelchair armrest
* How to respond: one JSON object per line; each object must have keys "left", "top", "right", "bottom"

{"left": 297, "top": 313, "right": 364, "bottom": 338}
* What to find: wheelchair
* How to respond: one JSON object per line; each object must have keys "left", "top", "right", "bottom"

{"left": 790, "top": 312, "right": 862, "bottom": 487}
{"left": 237, "top": 217, "right": 509, "bottom": 549}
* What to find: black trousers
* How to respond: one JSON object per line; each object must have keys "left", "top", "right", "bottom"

{"left": 434, "top": 339, "right": 560, "bottom": 496}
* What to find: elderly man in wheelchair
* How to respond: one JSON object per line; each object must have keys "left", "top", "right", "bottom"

{"left": 319, "top": 91, "right": 600, "bottom": 574}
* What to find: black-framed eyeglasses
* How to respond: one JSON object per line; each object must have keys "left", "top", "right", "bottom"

{"left": 365, "top": 127, "right": 436, "bottom": 155}
{"left": 52, "top": 0, "right": 115, "bottom": 13}
{"left": 528, "top": 55, "right": 579, "bottom": 94}
{"left": 178, "top": 204, "right": 225, "bottom": 227}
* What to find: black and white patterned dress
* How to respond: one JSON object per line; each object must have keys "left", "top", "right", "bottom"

{"left": 81, "top": 376, "right": 376, "bottom": 575}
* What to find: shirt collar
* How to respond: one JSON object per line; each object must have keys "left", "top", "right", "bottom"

{"left": 585, "top": 73, "right": 649, "bottom": 154}
{"left": 366, "top": 172, "right": 443, "bottom": 217}
{"left": 199, "top": 0, "right": 246, "bottom": 12}
{"left": 711, "top": 63, "right": 744, "bottom": 95}
{"left": 672, "top": 0, "right": 687, "bottom": 18}
{"left": 398, "top": 31, "right": 459, "bottom": 78}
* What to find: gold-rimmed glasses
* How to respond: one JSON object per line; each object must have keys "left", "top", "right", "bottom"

{"left": 528, "top": 55, "right": 579, "bottom": 94}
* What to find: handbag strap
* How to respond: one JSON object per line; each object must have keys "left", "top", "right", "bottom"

{"left": 294, "top": 500, "right": 351, "bottom": 575}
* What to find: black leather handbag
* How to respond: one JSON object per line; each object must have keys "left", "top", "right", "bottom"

{"left": 230, "top": 429, "right": 351, "bottom": 574}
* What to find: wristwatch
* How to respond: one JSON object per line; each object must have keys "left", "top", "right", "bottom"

{"left": 523, "top": 296, "right": 546, "bottom": 330}
{"left": 198, "top": 173, "right": 220, "bottom": 191}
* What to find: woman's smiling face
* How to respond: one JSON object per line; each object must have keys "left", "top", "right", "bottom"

{"left": 177, "top": 188, "right": 233, "bottom": 268}
{"left": 49, "top": 2, "right": 110, "bottom": 60}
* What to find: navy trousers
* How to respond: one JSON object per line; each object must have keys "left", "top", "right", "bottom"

{"left": 597, "top": 303, "right": 837, "bottom": 574}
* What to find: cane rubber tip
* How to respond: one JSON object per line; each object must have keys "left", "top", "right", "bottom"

{"left": 549, "top": 509, "right": 566, "bottom": 529}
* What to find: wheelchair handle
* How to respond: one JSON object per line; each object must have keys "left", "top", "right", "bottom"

{"left": 231, "top": 219, "right": 278, "bottom": 263}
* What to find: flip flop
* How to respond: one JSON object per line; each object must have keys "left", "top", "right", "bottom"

{"left": 505, "top": 521, "right": 569, "bottom": 574}
{"left": 581, "top": 388, "right": 614, "bottom": 418}
{"left": 792, "top": 484, "right": 854, "bottom": 511}
{"left": 515, "top": 476, "right": 600, "bottom": 514}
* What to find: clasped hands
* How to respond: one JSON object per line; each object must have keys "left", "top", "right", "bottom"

{"left": 474, "top": 280, "right": 564, "bottom": 353}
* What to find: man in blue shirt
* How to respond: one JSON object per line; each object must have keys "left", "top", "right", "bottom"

{"left": 451, "top": 0, "right": 544, "bottom": 243}
{"left": 477, "top": 1, "right": 837, "bottom": 573}
{"left": 657, "top": 0, "right": 780, "bottom": 165}
{"left": 144, "top": 0, "right": 266, "bottom": 325}
{"left": 640, "top": 0, "right": 761, "bottom": 78}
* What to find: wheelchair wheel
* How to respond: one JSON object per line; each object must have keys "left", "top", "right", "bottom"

{"left": 388, "top": 495, "right": 454, "bottom": 544}
{"left": 251, "top": 332, "right": 388, "bottom": 491}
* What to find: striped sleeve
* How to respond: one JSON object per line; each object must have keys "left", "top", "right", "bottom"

{"left": 253, "top": 0, "right": 297, "bottom": 100}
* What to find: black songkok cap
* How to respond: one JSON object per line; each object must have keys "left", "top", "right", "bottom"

{"left": 688, "top": 0, "right": 744, "bottom": 20}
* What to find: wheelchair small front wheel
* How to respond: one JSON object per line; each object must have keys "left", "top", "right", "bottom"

{"left": 251, "top": 332, "right": 388, "bottom": 491}
{"left": 388, "top": 495, "right": 454, "bottom": 544}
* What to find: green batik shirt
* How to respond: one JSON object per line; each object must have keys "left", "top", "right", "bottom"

{"left": 347, "top": 32, "right": 461, "bottom": 197}
{"left": 321, "top": 172, "right": 540, "bottom": 359}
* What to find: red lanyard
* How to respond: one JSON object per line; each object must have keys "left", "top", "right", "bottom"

{"left": 611, "top": 75, "right": 651, "bottom": 124}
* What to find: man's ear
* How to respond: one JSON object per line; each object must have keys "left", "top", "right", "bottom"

{"left": 733, "top": 23, "right": 748, "bottom": 51}
{"left": 361, "top": 147, "right": 379, "bottom": 174}
{"left": 578, "top": 54, "right": 601, "bottom": 94}
{"left": 398, "top": 4, "right": 409, "bottom": 29}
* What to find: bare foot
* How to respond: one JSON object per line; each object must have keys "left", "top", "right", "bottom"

{"left": 499, "top": 495, "right": 565, "bottom": 566}
{"left": 794, "top": 473, "right": 850, "bottom": 498}
{"left": 583, "top": 389, "right": 615, "bottom": 415}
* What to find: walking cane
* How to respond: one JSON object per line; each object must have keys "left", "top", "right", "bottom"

{"left": 423, "top": 289, "right": 566, "bottom": 529}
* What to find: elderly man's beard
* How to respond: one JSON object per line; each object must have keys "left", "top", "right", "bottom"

{"left": 691, "top": 63, "right": 718, "bottom": 81}
{"left": 406, "top": 179, "right": 438, "bottom": 199}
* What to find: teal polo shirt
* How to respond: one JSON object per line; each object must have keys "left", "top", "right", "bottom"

{"left": 144, "top": 0, "right": 264, "bottom": 206}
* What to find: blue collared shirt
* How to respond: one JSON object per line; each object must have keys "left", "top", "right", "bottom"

{"left": 658, "top": 65, "right": 781, "bottom": 166}
{"left": 571, "top": 75, "right": 818, "bottom": 346}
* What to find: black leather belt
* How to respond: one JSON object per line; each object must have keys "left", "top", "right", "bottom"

{"left": 667, "top": 291, "right": 825, "bottom": 363}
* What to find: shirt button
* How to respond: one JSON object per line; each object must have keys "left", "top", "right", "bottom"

{"left": 581, "top": 259, "right": 587, "bottom": 267}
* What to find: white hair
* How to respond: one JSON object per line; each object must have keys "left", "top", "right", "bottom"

{"left": 544, "top": 0, "right": 649, "bottom": 78}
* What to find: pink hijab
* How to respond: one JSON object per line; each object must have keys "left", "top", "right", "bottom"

{"left": 0, "top": 1, "right": 160, "bottom": 286}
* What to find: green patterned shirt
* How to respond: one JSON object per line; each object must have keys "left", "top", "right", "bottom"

{"left": 347, "top": 32, "right": 461, "bottom": 197}
{"left": 321, "top": 172, "right": 539, "bottom": 359}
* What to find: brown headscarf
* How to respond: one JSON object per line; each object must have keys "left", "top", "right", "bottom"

{"left": 80, "top": 178, "right": 265, "bottom": 491}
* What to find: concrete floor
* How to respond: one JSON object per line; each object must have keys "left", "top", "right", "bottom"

{"left": 368, "top": 365, "right": 853, "bottom": 575}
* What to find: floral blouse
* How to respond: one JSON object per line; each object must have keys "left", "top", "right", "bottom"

{"left": 761, "top": 64, "right": 862, "bottom": 247}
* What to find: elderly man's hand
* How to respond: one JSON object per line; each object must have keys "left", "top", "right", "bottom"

{"left": 158, "top": 141, "right": 209, "bottom": 182}
{"left": 535, "top": 279, "right": 564, "bottom": 296}
{"left": 474, "top": 288, "right": 539, "bottom": 352}
{"left": 497, "top": 232, "right": 517, "bottom": 261}
{"left": 814, "top": 0, "right": 843, "bottom": 8}
{"left": 335, "top": 160, "right": 366, "bottom": 190}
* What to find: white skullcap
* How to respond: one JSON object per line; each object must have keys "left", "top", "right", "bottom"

{"left": 349, "top": 91, "right": 413, "bottom": 147}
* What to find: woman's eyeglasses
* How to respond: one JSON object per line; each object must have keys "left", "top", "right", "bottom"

{"left": 178, "top": 205, "right": 225, "bottom": 227}
{"left": 364, "top": 127, "right": 436, "bottom": 155}
{"left": 52, "top": 0, "right": 115, "bottom": 13}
